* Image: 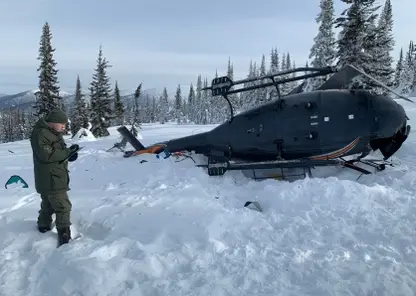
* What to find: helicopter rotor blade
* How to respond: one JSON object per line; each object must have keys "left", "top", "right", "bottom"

{"left": 317, "top": 64, "right": 361, "bottom": 90}
{"left": 347, "top": 64, "right": 415, "bottom": 104}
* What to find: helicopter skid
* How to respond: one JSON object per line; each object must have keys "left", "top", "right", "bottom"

{"left": 197, "top": 155, "right": 373, "bottom": 177}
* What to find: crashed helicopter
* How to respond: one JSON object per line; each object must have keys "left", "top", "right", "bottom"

{"left": 116, "top": 63, "right": 412, "bottom": 180}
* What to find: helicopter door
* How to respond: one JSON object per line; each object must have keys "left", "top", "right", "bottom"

{"left": 277, "top": 93, "right": 322, "bottom": 159}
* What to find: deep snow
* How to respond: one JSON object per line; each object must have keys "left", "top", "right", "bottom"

{"left": 1, "top": 100, "right": 416, "bottom": 296}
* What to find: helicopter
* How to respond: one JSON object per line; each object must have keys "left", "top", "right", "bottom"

{"left": 116, "top": 63, "right": 412, "bottom": 180}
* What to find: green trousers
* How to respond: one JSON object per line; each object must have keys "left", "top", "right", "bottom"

{"left": 37, "top": 192, "right": 72, "bottom": 229}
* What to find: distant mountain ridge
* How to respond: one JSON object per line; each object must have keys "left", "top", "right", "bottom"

{"left": 0, "top": 88, "right": 158, "bottom": 111}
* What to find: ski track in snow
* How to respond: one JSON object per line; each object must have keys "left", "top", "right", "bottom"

{"left": 0, "top": 103, "right": 416, "bottom": 295}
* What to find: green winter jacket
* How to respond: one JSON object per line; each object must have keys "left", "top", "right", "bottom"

{"left": 30, "top": 118, "right": 72, "bottom": 194}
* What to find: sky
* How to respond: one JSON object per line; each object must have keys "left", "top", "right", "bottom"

{"left": 0, "top": 0, "right": 414, "bottom": 96}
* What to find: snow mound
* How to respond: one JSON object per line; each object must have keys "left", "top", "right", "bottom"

{"left": 71, "top": 127, "right": 96, "bottom": 142}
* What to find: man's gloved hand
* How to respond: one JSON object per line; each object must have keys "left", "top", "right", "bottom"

{"left": 67, "top": 144, "right": 79, "bottom": 162}
{"left": 69, "top": 144, "right": 79, "bottom": 152}
{"left": 68, "top": 152, "right": 78, "bottom": 162}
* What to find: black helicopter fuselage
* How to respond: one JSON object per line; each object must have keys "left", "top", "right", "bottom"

{"left": 162, "top": 89, "right": 409, "bottom": 161}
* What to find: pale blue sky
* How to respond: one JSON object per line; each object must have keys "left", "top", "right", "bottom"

{"left": 0, "top": 0, "right": 413, "bottom": 95}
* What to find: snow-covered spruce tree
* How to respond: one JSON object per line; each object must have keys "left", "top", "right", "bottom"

{"left": 174, "top": 84, "right": 182, "bottom": 124}
{"left": 308, "top": 0, "right": 336, "bottom": 89}
{"left": 158, "top": 87, "right": 169, "bottom": 124}
{"left": 113, "top": 81, "right": 125, "bottom": 126}
{"left": 241, "top": 60, "right": 256, "bottom": 110}
{"left": 373, "top": 0, "right": 395, "bottom": 92}
{"left": 258, "top": 54, "right": 268, "bottom": 103}
{"left": 34, "top": 22, "right": 62, "bottom": 118}
{"left": 130, "top": 83, "right": 142, "bottom": 137}
{"left": 335, "top": 0, "right": 381, "bottom": 91}
{"left": 268, "top": 47, "right": 280, "bottom": 100}
{"left": 89, "top": 45, "right": 114, "bottom": 137}
{"left": 400, "top": 41, "right": 415, "bottom": 95}
{"left": 393, "top": 48, "right": 404, "bottom": 89}
{"left": 70, "top": 75, "right": 89, "bottom": 136}
{"left": 187, "top": 83, "right": 195, "bottom": 123}
{"left": 226, "top": 57, "right": 240, "bottom": 111}
{"left": 193, "top": 75, "right": 204, "bottom": 124}
{"left": 280, "top": 53, "right": 294, "bottom": 95}
{"left": 0, "top": 108, "right": 26, "bottom": 143}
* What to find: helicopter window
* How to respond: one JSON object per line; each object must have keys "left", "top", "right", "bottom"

{"left": 348, "top": 114, "right": 354, "bottom": 119}
{"left": 324, "top": 116, "right": 329, "bottom": 122}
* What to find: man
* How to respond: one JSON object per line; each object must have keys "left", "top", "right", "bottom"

{"left": 30, "top": 107, "right": 79, "bottom": 246}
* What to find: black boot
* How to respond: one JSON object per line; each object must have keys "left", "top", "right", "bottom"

{"left": 38, "top": 224, "right": 52, "bottom": 233}
{"left": 57, "top": 227, "right": 71, "bottom": 247}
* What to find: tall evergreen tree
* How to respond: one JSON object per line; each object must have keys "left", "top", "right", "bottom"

{"left": 89, "top": 45, "right": 114, "bottom": 137}
{"left": 394, "top": 48, "right": 404, "bottom": 89}
{"left": 194, "top": 75, "right": 203, "bottom": 124}
{"left": 401, "top": 41, "right": 415, "bottom": 95}
{"left": 258, "top": 54, "right": 267, "bottom": 103}
{"left": 34, "top": 22, "right": 62, "bottom": 118}
{"left": 70, "top": 75, "right": 89, "bottom": 136}
{"left": 309, "top": 0, "right": 336, "bottom": 89}
{"left": 113, "top": 81, "right": 124, "bottom": 125}
{"left": 268, "top": 48, "right": 280, "bottom": 100}
{"left": 226, "top": 57, "right": 240, "bottom": 110}
{"left": 159, "top": 87, "right": 169, "bottom": 124}
{"left": 335, "top": 0, "right": 381, "bottom": 90}
{"left": 374, "top": 0, "right": 395, "bottom": 91}
{"left": 174, "top": 84, "right": 182, "bottom": 124}
{"left": 130, "top": 83, "right": 142, "bottom": 136}
{"left": 187, "top": 83, "right": 195, "bottom": 123}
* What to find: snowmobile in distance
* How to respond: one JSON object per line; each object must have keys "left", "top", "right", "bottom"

{"left": 117, "top": 63, "right": 412, "bottom": 179}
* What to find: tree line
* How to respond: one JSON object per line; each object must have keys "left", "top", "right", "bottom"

{"left": 0, "top": 0, "right": 414, "bottom": 143}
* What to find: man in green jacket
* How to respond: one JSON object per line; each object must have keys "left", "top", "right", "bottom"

{"left": 30, "top": 107, "right": 80, "bottom": 246}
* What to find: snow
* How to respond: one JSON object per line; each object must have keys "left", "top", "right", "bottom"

{"left": 29, "top": 89, "right": 71, "bottom": 97}
{"left": 1, "top": 102, "right": 416, "bottom": 295}
{"left": 71, "top": 127, "right": 97, "bottom": 143}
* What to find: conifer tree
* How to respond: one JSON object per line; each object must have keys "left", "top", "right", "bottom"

{"left": 70, "top": 75, "right": 89, "bottom": 136}
{"left": 374, "top": 0, "right": 395, "bottom": 90}
{"left": 401, "top": 41, "right": 415, "bottom": 95}
{"left": 113, "top": 81, "right": 124, "bottom": 125}
{"left": 309, "top": 0, "right": 336, "bottom": 89}
{"left": 174, "top": 84, "right": 182, "bottom": 124}
{"left": 335, "top": 0, "right": 381, "bottom": 90}
{"left": 226, "top": 57, "right": 240, "bottom": 110}
{"left": 130, "top": 83, "right": 142, "bottom": 136}
{"left": 268, "top": 48, "right": 280, "bottom": 100}
{"left": 34, "top": 22, "right": 62, "bottom": 118}
{"left": 194, "top": 75, "right": 203, "bottom": 124}
{"left": 258, "top": 54, "right": 267, "bottom": 103}
{"left": 187, "top": 84, "right": 195, "bottom": 123}
{"left": 89, "top": 45, "right": 114, "bottom": 137}
{"left": 159, "top": 87, "right": 169, "bottom": 123}
{"left": 394, "top": 48, "right": 404, "bottom": 89}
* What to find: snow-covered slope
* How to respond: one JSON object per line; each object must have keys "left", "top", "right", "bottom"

{"left": 1, "top": 100, "right": 416, "bottom": 295}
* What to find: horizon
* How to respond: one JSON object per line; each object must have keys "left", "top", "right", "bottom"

{"left": 0, "top": 0, "right": 414, "bottom": 96}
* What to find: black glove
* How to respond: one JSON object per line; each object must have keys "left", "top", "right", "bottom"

{"left": 69, "top": 144, "right": 79, "bottom": 152}
{"left": 68, "top": 152, "right": 78, "bottom": 162}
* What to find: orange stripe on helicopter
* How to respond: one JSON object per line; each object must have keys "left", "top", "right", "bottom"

{"left": 309, "top": 137, "right": 360, "bottom": 160}
{"left": 133, "top": 144, "right": 167, "bottom": 156}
